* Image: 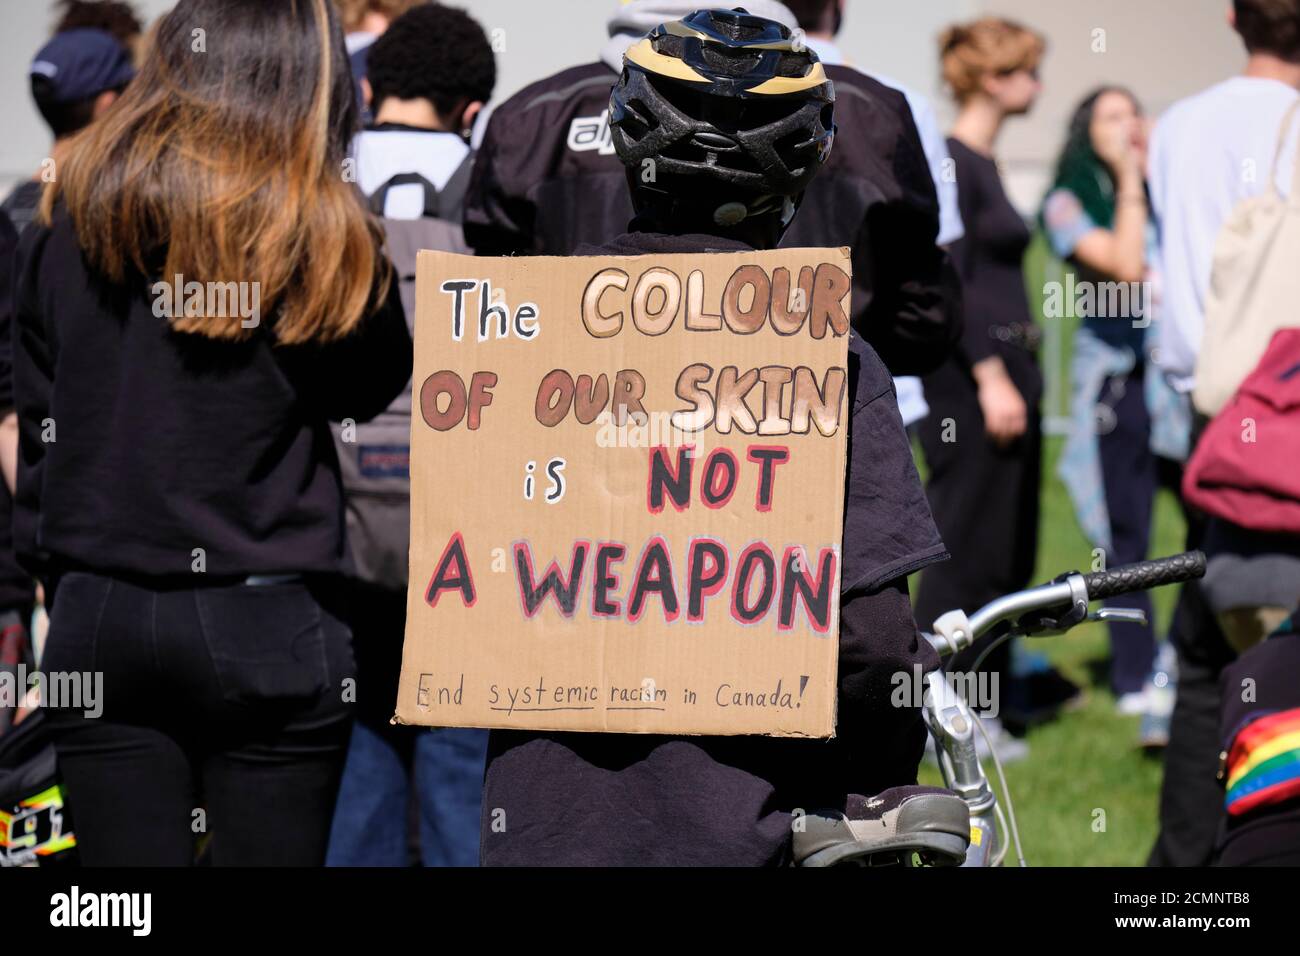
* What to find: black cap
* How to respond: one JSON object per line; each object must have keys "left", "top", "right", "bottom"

{"left": 30, "top": 27, "right": 135, "bottom": 104}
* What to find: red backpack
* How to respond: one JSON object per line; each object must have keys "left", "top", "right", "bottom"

{"left": 1182, "top": 328, "right": 1300, "bottom": 534}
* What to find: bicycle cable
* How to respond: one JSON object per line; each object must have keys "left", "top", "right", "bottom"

{"left": 970, "top": 708, "right": 1027, "bottom": 866}
{"left": 992, "top": 802, "right": 1009, "bottom": 867}
{"left": 968, "top": 629, "right": 1013, "bottom": 674}
{"left": 941, "top": 629, "right": 1025, "bottom": 864}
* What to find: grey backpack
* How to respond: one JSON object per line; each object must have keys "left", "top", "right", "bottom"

{"left": 333, "top": 158, "right": 473, "bottom": 588}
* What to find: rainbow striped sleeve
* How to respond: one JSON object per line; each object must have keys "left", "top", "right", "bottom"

{"left": 1225, "top": 708, "right": 1300, "bottom": 817}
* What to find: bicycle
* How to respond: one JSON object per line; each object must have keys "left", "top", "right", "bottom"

{"left": 796, "top": 550, "right": 1206, "bottom": 867}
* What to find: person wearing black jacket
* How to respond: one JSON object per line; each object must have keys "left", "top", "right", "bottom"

{"left": 478, "top": 9, "right": 964, "bottom": 867}
{"left": 9, "top": 0, "right": 412, "bottom": 866}
{"left": 0, "top": 211, "right": 37, "bottom": 740}
{"left": 463, "top": 0, "right": 959, "bottom": 377}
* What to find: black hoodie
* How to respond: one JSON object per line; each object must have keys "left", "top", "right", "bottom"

{"left": 9, "top": 206, "right": 413, "bottom": 581}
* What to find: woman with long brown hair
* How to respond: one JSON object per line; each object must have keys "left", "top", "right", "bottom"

{"left": 12, "top": 0, "right": 411, "bottom": 865}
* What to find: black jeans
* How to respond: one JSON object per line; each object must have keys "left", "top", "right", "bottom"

{"left": 1096, "top": 366, "right": 1161, "bottom": 694}
{"left": 40, "top": 571, "right": 355, "bottom": 866}
{"left": 1148, "top": 414, "right": 1236, "bottom": 867}
{"left": 915, "top": 362, "right": 1042, "bottom": 689}
{"left": 1147, "top": 576, "right": 1234, "bottom": 866}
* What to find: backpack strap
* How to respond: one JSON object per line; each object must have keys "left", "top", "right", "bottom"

{"left": 367, "top": 172, "right": 442, "bottom": 219}
{"left": 365, "top": 151, "right": 476, "bottom": 221}
{"left": 1269, "top": 98, "right": 1300, "bottom": 204}
{"left": 435, "top": 151, "right": 475, "bottom": 223}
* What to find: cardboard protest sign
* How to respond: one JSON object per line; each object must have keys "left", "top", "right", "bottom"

{"left": 394, "top": 247, "right": 851, "bottom": 738}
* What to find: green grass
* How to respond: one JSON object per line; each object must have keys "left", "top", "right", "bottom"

{"left": 909, "top": 233, "right": 1187, "bottom": 866}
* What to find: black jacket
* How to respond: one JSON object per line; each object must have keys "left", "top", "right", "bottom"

{"left": 480, "top": 230, "right": 945, "bottom": 866}
{"left": 464, "top": 60, "right": 960, "bottom": 376}
{"left": 9, "top": 207, "right": 412, "bottom": 580}
{"left": 0, "top": 211, "right": 35, "bottom": 611}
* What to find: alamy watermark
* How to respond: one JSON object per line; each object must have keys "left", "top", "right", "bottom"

{"left": 50, "top": 886, "right": 151, "bottom": 936}
{"left": 594, "top": 409, "right": 691, "bottom": 449}
{"left": 152, "top": 274, "right": 261, "bottom": 329}
{"left": 1042, "top": 274, "right": 1153, "bottom": 328}
{"left": 891, "top": 663, "right": 1000, "bottom": 718}
{"left": 0, "top": 665, "right": 102, "bottom": 718}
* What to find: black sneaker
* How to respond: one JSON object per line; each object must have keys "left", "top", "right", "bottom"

{"left": 794, "top": 786, "right": 971, "bottom": 867}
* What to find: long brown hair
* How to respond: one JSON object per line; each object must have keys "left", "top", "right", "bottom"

{"left": 44, "top": 0, "right": 390, "bottom": 344}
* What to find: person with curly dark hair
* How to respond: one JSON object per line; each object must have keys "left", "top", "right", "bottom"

{"left": 333, "top": 0, "right": 430, "bottom": 121}
{"left": 325, "top": 2, "right": 497, "bottom": 868}
{"left": 361, "top": 1, "right": 494, "bottom": 136}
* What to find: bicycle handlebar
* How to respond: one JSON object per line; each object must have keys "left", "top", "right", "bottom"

{"left": 1080, "top": 551, "right": 1206, "bottom": 601}
{"left": 920, "top": 551, "right": 1206, "bottom": 867}
{"left": 924, "top": 551, "right": 1206, "bottom": 656}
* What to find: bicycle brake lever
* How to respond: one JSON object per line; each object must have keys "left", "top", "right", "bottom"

{"left": 1089, "top": 607, "right": 1148, "bottom": 626}
{"left": 1015, "top": 573, "right": 1091, "bottom": 636}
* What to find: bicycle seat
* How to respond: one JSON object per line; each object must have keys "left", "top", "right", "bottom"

{"left": 794, "top": 786, "right": 971, "bottom": 867}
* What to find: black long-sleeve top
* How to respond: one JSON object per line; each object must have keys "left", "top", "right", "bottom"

{"left": 943, "top": 137, "right": 1042, "bottom": 402}
{"left": 782, "top": 65, "right": 961, "bottom": 377}
{"left": 9, "top": 206, "right": 413, "bottom": 580}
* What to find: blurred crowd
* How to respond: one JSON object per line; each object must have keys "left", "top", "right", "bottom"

{"left": 0, "top": 0, "right": 1298, "bottom": 868}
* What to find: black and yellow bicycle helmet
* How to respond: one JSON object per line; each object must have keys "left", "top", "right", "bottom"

{"left": 609, "top": 7, "right": 835, "bottom": 233}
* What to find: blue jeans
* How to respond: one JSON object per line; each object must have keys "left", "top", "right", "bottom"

{"left": 327, "top": 721, "right": 488, "bottom": 866}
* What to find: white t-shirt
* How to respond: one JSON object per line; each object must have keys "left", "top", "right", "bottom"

{"left": 1148, "top": 76, "right": 1300, "bottom": 390}
{"left": 345, "top": 31, "right": 378, "bottom": 56}
{"left": 803, "top": 38, "right": 963, "bottom": 246}
{"left": 803, "top": 37, "right": 961, "bottom": 426}
{"left": 352, "top": 127, "right": 471, "bottom": 220}
{"left": 866, "top": 72, "right": 956, "bottom": 426}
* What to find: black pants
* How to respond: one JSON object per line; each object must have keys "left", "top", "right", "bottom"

{"left": 1148, "top": 415, "right": 1236, "bottom": 867}
{"left": 1096, "top": 366, "right": 1165, "bottom": 694}
{"left": 1147, "top": 582, "right": 1234, "bottom": 866}
{"left": 40, "top": 571, "right": 355, "bottom": 866}
{"left": 915, "top": 363, "right": 1042, "bottom": 687}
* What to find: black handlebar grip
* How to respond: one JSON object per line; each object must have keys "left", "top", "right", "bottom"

{"left": 1081, "top": 551, "right": 1207, "bottom": 601}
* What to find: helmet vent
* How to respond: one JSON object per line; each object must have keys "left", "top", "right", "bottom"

{"left": 651, "top": 33, "right": 685, "bottom": 57}
{"left": 710, "top": 11, "right": 771, "bottom": 43}
{"left": 700, "top": 44, "right": 763, "bottom": 77}
{"left": 619, "top": 97, "right": 659, "bottom": 141}
{"left": 776, "top": 53, "right": 812, "bottom": 78}
{"left": 692, "top": 131, "right": 738, "bottom": 150}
